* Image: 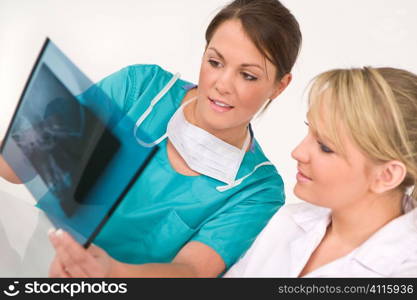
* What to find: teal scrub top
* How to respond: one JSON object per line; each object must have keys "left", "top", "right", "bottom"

{"left": 81, "top": 64, "right": 285, "bottom": 269}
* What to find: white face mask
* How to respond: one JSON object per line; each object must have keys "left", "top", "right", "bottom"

{"left": 133, "top": 72, "right": 273, "bottom": 192}
{"left": 166, "top": 98, "right": 250, "bottom": 185}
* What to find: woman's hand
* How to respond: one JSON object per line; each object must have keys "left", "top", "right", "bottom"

{"left": 0, "top": 153, "right": 22, "bottom": 184}
{"left": 48, "top": 229, "right": 115, "bottom": 278}
{"left": 48, "top": 229, "right": 225, "bottom": 277}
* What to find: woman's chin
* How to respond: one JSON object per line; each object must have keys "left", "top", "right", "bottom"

{"left": 293, "top": 185, "right": 311, "bottom": 203}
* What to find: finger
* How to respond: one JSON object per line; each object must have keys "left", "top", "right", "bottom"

{"left": 48, "top": 230, "right": 70, "bottom": 278}
{"left": 49, "top": 256, "right": 70, "bottom": 278}
{"left": 49, "top": 230, "right": 108, "bottom": 277}
{"left": 49, "top": 229, "right": 91, "bottom": 277}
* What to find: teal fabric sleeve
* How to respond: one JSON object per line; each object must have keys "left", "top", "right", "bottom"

{"left": 77, "top": 64, "right": 164, "bottom": 128}
{"left": 191, "top": 183, "right": 285, "bottom": 270}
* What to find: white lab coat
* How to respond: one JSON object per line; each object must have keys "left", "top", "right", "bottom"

{"left": 224, "top": 199, "right": 417, "bottom": 277}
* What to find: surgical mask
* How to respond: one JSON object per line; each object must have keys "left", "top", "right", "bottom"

{"left": 166, "top": 97, "right": 250, "bottom": 186}
{"left": 133, "top": 73, "right": 273, "bottom": 192}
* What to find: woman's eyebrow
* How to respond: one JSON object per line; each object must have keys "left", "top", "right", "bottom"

{"left": 207, "top": 47, "right": 224, "bottom": 60}
{"left": 207, "top": 47, "right": 264, "bottom": 71}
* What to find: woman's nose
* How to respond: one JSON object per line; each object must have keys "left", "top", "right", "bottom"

{"left": 215, "top": 70, "right": 233, "bottom": 95}
{"left": 291, "top": 135, "right": 310, "bottom": 163}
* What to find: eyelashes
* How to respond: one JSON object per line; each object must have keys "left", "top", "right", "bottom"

{"left": 318, "top": 141, "right": 334, "bottom": 153}
{"left": 304, "top": 121, "right": 334, "bottom": 154}
{"left": 207, "top": 59, "right": 258, "bottom": 81}
{"left": 242, "top": 72, "right": 257, "bottom": 81}
{"left": 208, "top": 59, "right": 221, "bottom": 68}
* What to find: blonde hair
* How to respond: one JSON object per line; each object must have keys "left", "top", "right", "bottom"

{"left": 307, "top": 67, "right": 417, "bottom": 198}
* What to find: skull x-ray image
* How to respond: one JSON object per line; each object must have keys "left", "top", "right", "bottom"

{"left": 0, "top": 39, "right": 157, "bottom": 247}
{"left": 10, "top": 63, "right": 120, "bottom": 216}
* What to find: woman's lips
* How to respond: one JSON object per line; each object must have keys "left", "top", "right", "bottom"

{"left": 296, "top": 169, "right": 312, "bottom": 183}
{"left": 208, "top": 97, "right": 234, "bottom": 113}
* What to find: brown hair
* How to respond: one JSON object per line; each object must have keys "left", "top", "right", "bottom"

{"left": 205, "top": 0, "right": 302, "bottom": 81}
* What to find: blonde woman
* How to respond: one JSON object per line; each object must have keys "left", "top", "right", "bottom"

{"left": 225, "top": 67, "right": 417, "bottom": 277}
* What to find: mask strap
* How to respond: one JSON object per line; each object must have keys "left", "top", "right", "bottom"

{"left": 216, "top": 161, "right": 274, "bottom": 192}
{"left": 252, "top": 98, "right": 271, "bottom": 122}
{"left": 134, "top": 72, "right": 181, "bottom": 147}
{"left": 226, "top": 128, "right": 252, "bottom": 184}
{"left": 179, "top": 96, "right": 197, "bottom": 108}
{"left": 240, "top": 130, "right": 251, "bottom": 152}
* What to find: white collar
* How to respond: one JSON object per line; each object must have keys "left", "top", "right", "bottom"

{"left": 291, "top": 201, "right": 417, "bottom": 276}
{"left": 353, "top": 207, "right": 417, "bottom": 275}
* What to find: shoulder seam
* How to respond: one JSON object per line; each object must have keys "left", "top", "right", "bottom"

{"left": 124, "top": 66, "right": 138, "bottom": 113}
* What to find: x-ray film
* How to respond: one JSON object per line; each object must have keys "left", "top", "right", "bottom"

{"left": 0, "top": 38, "right": 157, "bottom": 247}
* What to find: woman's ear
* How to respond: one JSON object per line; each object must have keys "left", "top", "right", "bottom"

{"left": 270, "top": 73, "right": 292, "bottom": 100}
{"left": 370, "top": 160, "right": 407, "bottom": 194}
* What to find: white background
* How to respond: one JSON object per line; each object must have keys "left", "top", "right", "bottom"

{"left": 1, "top": 0, "right": 416, "bottom": 204}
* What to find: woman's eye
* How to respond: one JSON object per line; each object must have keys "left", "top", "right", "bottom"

{"left": 242, "top": 72, "right": 257, "bottom": 81}
{"left": 208, "top": 59, "right": 221, "bottom": 68}
{"left": 318, "top": 142, "right": 333, "bottom": 154}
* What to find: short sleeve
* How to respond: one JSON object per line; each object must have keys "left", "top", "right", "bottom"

{"left": 191, "top": 185, "right": 285, "bottom": 270}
